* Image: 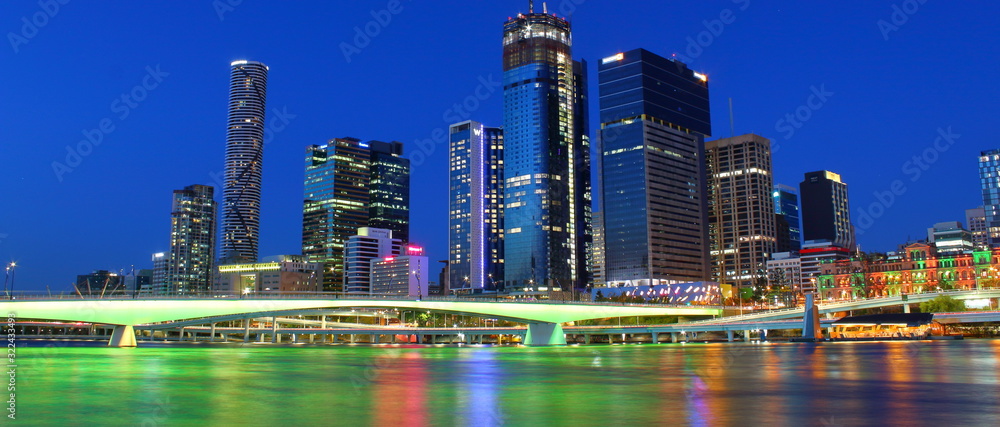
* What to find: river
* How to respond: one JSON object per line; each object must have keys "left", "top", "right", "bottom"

{"left": 13, "top": 340, "right": 1000, "bottom": 426}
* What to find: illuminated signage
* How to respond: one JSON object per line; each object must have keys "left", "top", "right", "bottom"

{"left": 693, "top": 72, "right": 708, "bottom": 82}
{"left": 601, "top": 53, "right": 624, "bottom": 64}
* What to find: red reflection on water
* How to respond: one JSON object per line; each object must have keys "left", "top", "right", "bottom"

{"left": 373, "top": 352, "right": 427, "bottom": 427}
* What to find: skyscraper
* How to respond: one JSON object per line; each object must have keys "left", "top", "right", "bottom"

{"left": 165, "top": 185, "right": 217, "bottom": 295}
{"left": 302, "top": 138, "right": 370, "bottom": 292}
{"left": 979, "top": 149, "right": 1000, "bottom": 247}
{"left": 368, "top": 141, "right": 410, "bottom": 243}
{"left": 449, "top": 121, "right": 504, "bottom": 291}
{"left": 220, "top": 60, "right": 268, "bottom": 264}
{"left": 502, "top": 5, "right": 589, "bottom": 290}
{"left": 706, "top": 134, "right": 777, "bottom": 287}
{"left": 597, "top": 48, "right": 711, "bottom": 285}
{"left": 799, "top": 171, "right": 855, "bottom": 249}
{"left": 773, "top": 184, "right": 802, "bottom": 252}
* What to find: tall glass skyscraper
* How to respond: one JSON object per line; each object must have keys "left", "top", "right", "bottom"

{"left": 773, "top": 184, "right": 802, "bottom": 252}
{"left": 302, "top": 138, "right": 370, "bottom": 292}
{"left": 449, "top": 121, "right": 504, "bottom": 292}
{"left": 368, "top": 141, "right": 410, "bottom": 243}
{"left": 502, "top": 6, "right": 589, "bottom": 290}
{"left": 220, "top": 60, "right": 268, "bottom": 264}
{"left": 799, "top": 171, "right": 854, "bottom": 250}
{"left": 597, "top": 48, "right": 711, "bottom": 285}
{"left": 979, "top": 149, "right": 1000, "bottom": 247}
{"left": 165, "top": 185, "right": 216, "bottom": 295}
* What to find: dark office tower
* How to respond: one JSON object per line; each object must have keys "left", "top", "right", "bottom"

{"left": 449, "top": 121, "right": 505, "bottom": 292}
{"left": 573, "top": 59, "right": 593, "bottom": 290}
{"left": 220, "top": 60, "right": 268, "bottom": 264}
{"left": 368, "top": 141, "right": 410, "bottom": 243}
{"left": 597, "top": 49, "right": 711, "bottom": 285}
{"left": 773, "top": 184, "right": 802, "bottom": 252}
{"left": 502, "top": 6, "right": 587, "bottom": 291}
{"left": 706, "top": 134, "right": 777, "bottom": 287}
{"left": 979, "top": 150, "right": 1000, "bottom": 247}
{"left": 799, "top": 171, "right": 855, "bottom": 249}
{"left": 302, "top": 138, "right": 370, "bottom": 292}
{"left": 165, "top": 185, "right": 217, "bottom": 295}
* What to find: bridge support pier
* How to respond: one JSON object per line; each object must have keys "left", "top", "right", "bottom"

{"left": 651, "top": 332, "right": 659, "bottom": 344}
{"left": 271, "top": 317, "right": 278, "bottom": 343}
{"left": 903, "top": 303, "right": 911, "bottom": 314}
{"left": 210, "top": 323, "right": 217, "bottom": 343}
{"left": 243, "top": 319, "right": 250, "bottom": 343}
{"left": 727, "top": 330, "right": 734, "bottom": 342}
{"left": 744, "top": 330, "right": 751, "bottom": 343}
{"left": 108, "top": 325, "right": 137, "bottom": 348}
{"left": 523, "top": 323, "right": 566, "bottom": 346}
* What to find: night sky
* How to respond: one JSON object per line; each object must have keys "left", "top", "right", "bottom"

{"left": 2, "top": 1, "right": 998, "bottom": 291}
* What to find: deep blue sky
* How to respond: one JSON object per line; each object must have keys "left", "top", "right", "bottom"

{"left": 2, "top": 1, "right": 998, "bottom": 291}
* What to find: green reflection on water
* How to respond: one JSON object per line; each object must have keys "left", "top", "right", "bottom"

{"left": 14, "top": 341, "right": 1000, "bottom": 426}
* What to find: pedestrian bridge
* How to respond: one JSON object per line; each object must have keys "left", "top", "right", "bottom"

{"left": 0, "top": 297, "right": 722, "bottom": 346}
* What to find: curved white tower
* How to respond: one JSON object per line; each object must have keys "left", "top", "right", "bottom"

{"left": 221, "top": 60, "right": 268, "bottom": 263}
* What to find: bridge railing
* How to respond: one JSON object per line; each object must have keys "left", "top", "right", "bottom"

{"left": 0, "top": 290, "right": 733, "bottom": 310}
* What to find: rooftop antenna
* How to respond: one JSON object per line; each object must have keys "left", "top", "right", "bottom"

{"left": 543, "top": 2, "right": 548, "bottom": 14}
{"left": 728, "top": 98, "right": 736, "bottom": 137}
{"left": 529, "top": 0, "right": 534, "bottom": 13}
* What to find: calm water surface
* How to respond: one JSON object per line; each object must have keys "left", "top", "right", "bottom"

{"left": 16, "top": 340, "right": 1000, "bottom": 426}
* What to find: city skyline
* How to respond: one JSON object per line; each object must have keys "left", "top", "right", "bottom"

{"left": 2, "top": 1, "right": 998, "bottom": 290}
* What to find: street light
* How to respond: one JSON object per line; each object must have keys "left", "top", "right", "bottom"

{"left": 6, "top": 262, "right": 16, "bottom": 298}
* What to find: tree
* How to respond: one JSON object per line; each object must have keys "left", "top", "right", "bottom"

{"left": 919, "top": 295, "right": 965, "bottom": 313}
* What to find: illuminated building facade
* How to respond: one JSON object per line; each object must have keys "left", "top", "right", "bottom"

{"left": 979, "top": 149, "right": 1000, "bottom": 247}
{"left": 371, "top": 245, "right": 430, "bottom": 297}
{"left": 927, "top": 221, "right": 973, "bottom": 255}
{"left": 966, "top": 206, "right": 988, "bottom": 250}
{"left": 220, "top": 60, "right": 268, "bottom": 264}
{"left": 591, "top": 211, "right": 605, "bottom": 287}
{"left": 591, "top": 281, "right": 721, "bottom": 305}
{"left": 597, "top": 48, "right": 711, "bottom": 285}
{"left": 343, "top": 227, "right": 402, "bottom": 294}
{"left": 800, "top": 170, "right": 854, "bottom": 250}
{"left": 817, "top": 244, "right": 1000, "bottom": 300}
{"left": 706, "top": 134, "right": 777, "bottom": 287}
{"left": 214, "top": 255, "right": 322, "bottom": 295}
{"left": 164, "top": 184, "right": 216, "bottom": 295}
{"left": 449, "top": 121, "right": 504, "bottom": 291}
{"left": 799, "top": 239, "right": 851, "bottom": 293}
{"left": 774, "top": 184, "right": 802, "bottom": 252}
{"left": 302, "top": 138, "right": 371, "bottom": 292}
{"left": 502, "top": 6, "right": 590, "bottom": 290}
{"left": 368, "top": 141, "right": 410, "bottom": 243}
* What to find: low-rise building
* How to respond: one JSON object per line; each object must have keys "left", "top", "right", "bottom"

{"left": 590, "top": 281, "right": 721, "bottom": 305}
{"left": 75, "top": 270, "right": 126, "bottom": 296}
{"left": 799, "top": 240, "right": 851, "bottom": 292}
{"left": 816, "top": 244, "right": 1000, "bottom": 300}
{"left": 370, "top": 246, "right": 429, "bottom": 297}
{"left": 766, "top": 252, "right": 803, "bottom": 305}
{"left": 214, "top": 255, "right": 322, "bottom": 295}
